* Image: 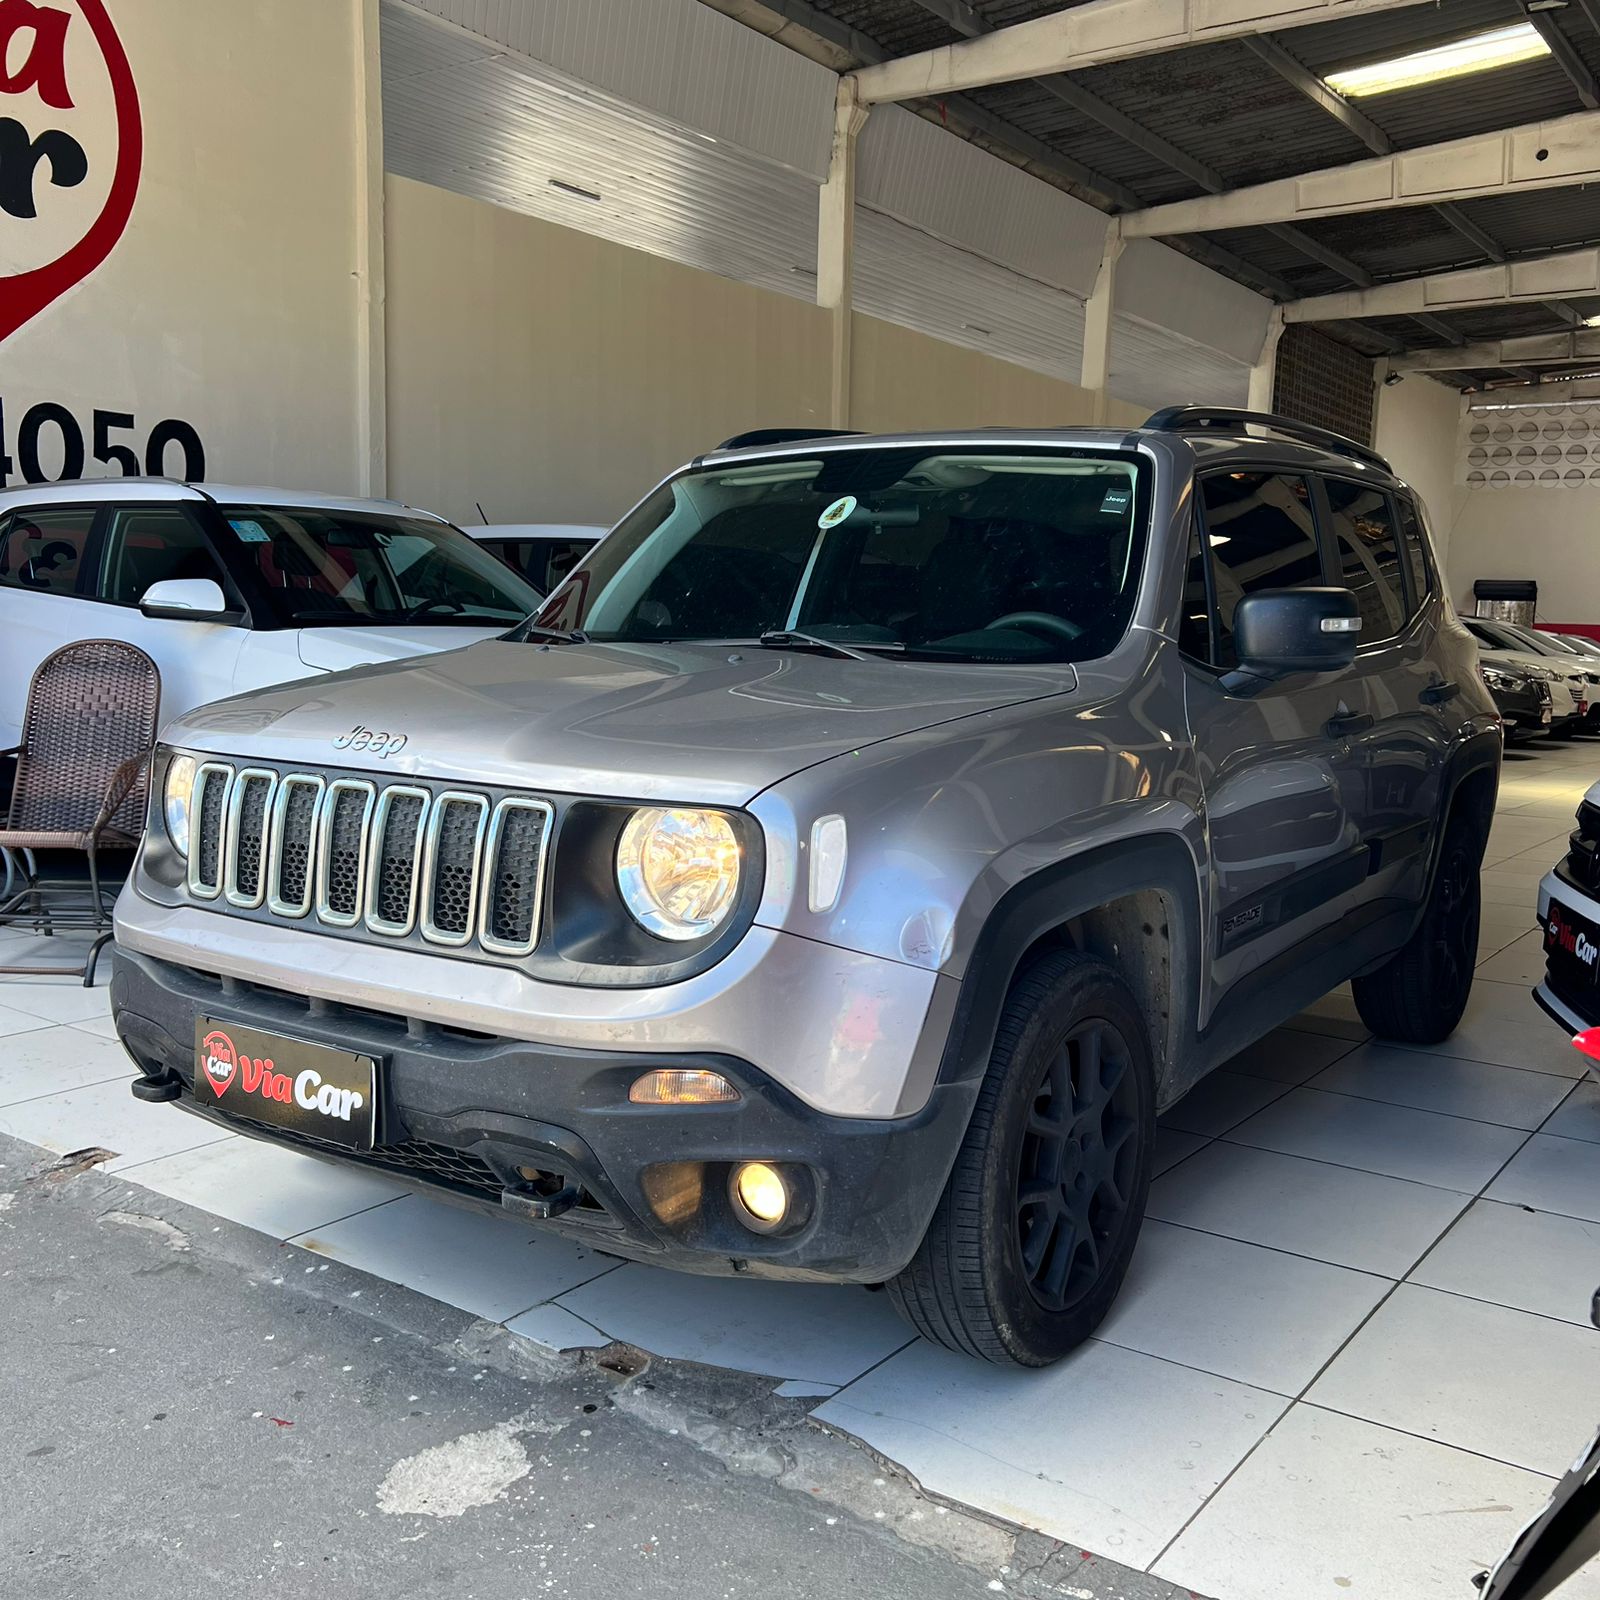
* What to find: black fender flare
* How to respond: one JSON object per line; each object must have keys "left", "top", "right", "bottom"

{"left": 935, "top": 832, "right": 1205, "bottom": 1099}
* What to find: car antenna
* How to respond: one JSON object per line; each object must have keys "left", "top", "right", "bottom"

{"left": 475, "top": 502, "right": 488, "bottom": 524}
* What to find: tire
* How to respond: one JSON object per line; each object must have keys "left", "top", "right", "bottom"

{"left": 1351, "top": 810, "right": 1483, "bottom": 1045}
{"left": 887, "top": 950, "right": 1156, "bottom": 1366}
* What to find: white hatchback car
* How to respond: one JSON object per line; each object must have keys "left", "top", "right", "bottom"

{"left": 0, "top": 480, "right": 544, "bottom": 746}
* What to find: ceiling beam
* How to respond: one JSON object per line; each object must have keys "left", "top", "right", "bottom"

{"left": 849, "top": 0, "right": 1438, "bottom": 105}
{"left": 726, "top": 0, "right": 1299, "bottom": 297}
{"left": 1529, "top": 12, "right": 1600, "bottom": 111}
{"left": 903, "top": 0, "right": 1379, "bottom": 298}
{"left": 1242, "top": 35, "right": 1391, "bottom": 153}
{"left": 1394, "top": 329, "right": 1600, "bottom": 371}
{"left": 1121, "top": 110, "right": 1600, "bottom": 237}
{"left": 1284, "top": 246, "right": 1600, "bottom": 322}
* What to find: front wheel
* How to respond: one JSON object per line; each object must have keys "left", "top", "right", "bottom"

{"left": 887, "top": 950, "right": 1155, "bottom": 1366}
{"left": 1352, "top": 811, "right": 1483, "bottom": 1044}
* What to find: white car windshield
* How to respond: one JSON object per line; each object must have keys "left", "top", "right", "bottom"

{"left": 534, "top": 448, "right": 1149, "bottom": 664}
{"left": 220, "top": 506, "right": 541, "bottom": 628}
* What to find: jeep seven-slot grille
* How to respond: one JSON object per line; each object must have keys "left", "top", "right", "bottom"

{"left": 188, "top": 764, "right": 552, "bottom": 959}
{"left": 1565, "top": 800, "right": 1600, "bottom": 892}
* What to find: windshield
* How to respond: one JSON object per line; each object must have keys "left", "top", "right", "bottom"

{"left": 534, "top": 448, "right": 1149, "bottom": 664}
{"left": 218, "top": 506, "right": 542, "bottom": 628}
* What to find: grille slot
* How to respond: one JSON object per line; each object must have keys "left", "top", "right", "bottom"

{"left": 1566, "top": 800, "right": 1600, "bottom": 892}
{"left": 481, "top": 798, "right": 554, "bottom": 956}
{"left": 422, "top": 792, "right": 490, "bottom": 946}
{"left": 188, "top": 763, "right": 235, "bottom": 899}
{"left": 365, "top": 787, "right": 430, "bottom": 936}
{"left": 317, "top": 780, "right": 376, "bottom": 927}
{"left": 268, "top": 775, "right": 324, "bottom": 918}
{"left": 185, "top": 764, "right": 549, "bottom": 959}
{"left": 223, "top": 769, "right": 277, "bottom": 908}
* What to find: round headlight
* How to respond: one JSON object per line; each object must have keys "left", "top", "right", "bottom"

{"left": 616, "top": 807, "right": 741, "bottom": 941}
{"left": 163, "top": 754, "right": 198, "bottom": 858}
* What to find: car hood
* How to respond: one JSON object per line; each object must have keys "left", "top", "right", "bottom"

{"left": 295, "top": 623, "right": 509, "bottom": 673}
{"left": 166, "top": 639, "right": 1078, "bottom": 804}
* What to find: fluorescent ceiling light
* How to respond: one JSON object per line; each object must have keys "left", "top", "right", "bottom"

{"left": 1326, "top": 23, "right": 1551, "bottom": 98}
{"left": 1585, "top": 313, "right": 1600, "bottom": 327}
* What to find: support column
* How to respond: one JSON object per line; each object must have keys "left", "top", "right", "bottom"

{"left": 354, "top": 0, "right": 387, "bottom": 497}
{"left": 1248, "top": 306, "right": 1285, "bottom": 412}
{"left": 818, "top": 79, "right": 868, "bottom": 429}
{"left": 1081, "top": 223, "right": 1123, "bottom": 424}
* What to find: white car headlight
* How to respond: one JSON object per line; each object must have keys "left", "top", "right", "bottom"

{"left": 616, "top": 807, "right": 741, "bottom": 941}
{"left": 163, "top": 754, "right": 198, "bottom": 858}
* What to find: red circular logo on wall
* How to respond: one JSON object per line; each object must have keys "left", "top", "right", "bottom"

{"left": 200, "top": 1029, "right": 238, "bottom": 1097}
{"left": 0, "top": 0, "right": 142, "bottom": 347}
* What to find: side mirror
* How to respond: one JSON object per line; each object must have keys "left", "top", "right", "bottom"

{"left": 1223, "top": 587, "right": 1361, "bottom": 695}
{"left": 139, "top": 577, "right": 236, "bottom": 622}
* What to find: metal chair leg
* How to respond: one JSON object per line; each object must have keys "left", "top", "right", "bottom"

{"left": 84, "top": 932, "right": 113, "bottom": 988}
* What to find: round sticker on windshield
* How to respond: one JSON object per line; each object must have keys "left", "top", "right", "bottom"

{"left": 818, "top": 495, "right": 857, "bottom": 530}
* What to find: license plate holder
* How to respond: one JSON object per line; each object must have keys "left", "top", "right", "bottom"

{"left": 195, "top": 1018, "right": 380, "bottom": 1150}
{"left": 1544, "top": 898, "right": 1600, "bottom": 993}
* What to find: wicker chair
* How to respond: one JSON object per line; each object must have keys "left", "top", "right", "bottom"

{"left": 0, "top": 640, "right": 161, "bottom": 985}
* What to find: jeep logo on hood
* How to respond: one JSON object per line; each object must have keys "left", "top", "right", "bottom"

{"left": 333, "top": 724, "right": 407, "bottom": 759}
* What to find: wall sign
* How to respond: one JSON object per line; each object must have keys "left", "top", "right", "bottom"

{"left": 0, "top": 0, "right": 142, "bottom": 347}
{"left": 0, "top": 397, "right": 204, "bottom": 485}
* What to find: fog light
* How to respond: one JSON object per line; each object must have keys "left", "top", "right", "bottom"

{"left": 629, "top": 1069, "right": 739, "bottom": 1105}
{"left": 730, "top": 1161, "right": 790, "bottom": 1231}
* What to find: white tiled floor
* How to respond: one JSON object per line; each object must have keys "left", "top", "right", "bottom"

{"left": 4, "top": 743, "right": 1600, "bottom": 1598}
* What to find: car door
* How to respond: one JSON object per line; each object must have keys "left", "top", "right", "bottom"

{"left": 91, "top": 504, "right": 249, "bottom": 735}
{"left": 1181, "top": 468, "right": 1374, "bottom": 1005}
{"left": 1318, "top": 477, "right": 1447, "bottom": 909}
{"left": 0, "top": 502, "right": 103, "bottom": 748}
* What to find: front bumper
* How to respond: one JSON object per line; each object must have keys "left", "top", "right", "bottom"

{"left": 110, "top": 947, "right": 977, "bottom": 1283}
{"left": 1535, "top": 867, "right": 1600, "bottom": 1035}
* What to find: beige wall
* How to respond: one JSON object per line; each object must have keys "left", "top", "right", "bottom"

{"left": 385, "top": 176, "right": 1144, "bottom": 527}
{"left": 1449, "top": 486, "right": 1600, "bottom": 624}
{"left": 1373, "top": 374, "right": 1462, "bottom": 573}
{"left": 0, "top": 0, "right": 373, "bottom": 493}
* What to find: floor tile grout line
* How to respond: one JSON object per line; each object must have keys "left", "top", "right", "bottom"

{"left": 1293, "top": 1398, "right": 1564, "bottom": 1484}
{"left": 804, "top": 1332, "right": 920, "bottom": 1407}
{"left": 0, "top": 1069, "right": 148, "bottom": 1112}
{"left": 503, "top": 1257, "right": 631, "bottom": 1327}
{"left": 1398, "top": 1272, "right": 1600, "bottom": 1334}
{"left": 117, "top": 1169, "right": 414, "bottom": 1245}
{"left": 106, "top": 1132, "right": 239, "bottom": 1175}
{"left": 1287, "top": 1078, "right": 1576, "bottom": 1135}
{"left": 1141, "top": 1212, "right": 1455, "bottom": 1285}
{"left": 1211, "top": 1131, "right": 1487, "bottom": 1194}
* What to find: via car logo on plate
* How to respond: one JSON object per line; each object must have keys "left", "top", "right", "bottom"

{"left": 200, "top": 1028, "right": 366, "bottom": 1124}
{"left": 0, "top": 0, "right": 143, "bottom": 348}
{"left": 333, "top": 724, "right": 408, "bottom": 759}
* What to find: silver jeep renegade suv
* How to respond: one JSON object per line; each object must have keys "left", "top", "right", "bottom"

{"left": 113, "top": 408, "right": 1500, "bottom": 1366}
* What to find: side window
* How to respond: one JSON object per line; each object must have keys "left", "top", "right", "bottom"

{"left": 1199, "top": 471, "right": 1322, "bottom": 669}
{"left": 1177, "top": 514, "right": 1213, "bottom": 662}
{"left": 1396, "top": 496, "right": 1433, "bottom": 612}
{"left": 98, "top": 507, "right": 227, "bottom": 606}
{"left": 0, "top": 506, "right": 97, "bottom": 595}
{"left": 1324, "top": 478, "right": 1406, "bottom": 640}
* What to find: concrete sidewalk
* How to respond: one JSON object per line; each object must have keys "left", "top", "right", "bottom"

{"left": 0, "top": 1131, "right": 1185, "bottom": 1600}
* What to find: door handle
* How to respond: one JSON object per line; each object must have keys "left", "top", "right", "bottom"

{"left": 1420, "top": 679, "right": 1460, "bottom": 706}
{"left": 1325, "top": 709, "right": 1373, "bottom": 738}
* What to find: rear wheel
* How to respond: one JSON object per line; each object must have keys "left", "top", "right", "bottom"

{"left": 887, "top": 951, "right": 1155, "bottom": 1366}
{"left": 1352, "top": 811, "right": 1483, "bottom": 1044}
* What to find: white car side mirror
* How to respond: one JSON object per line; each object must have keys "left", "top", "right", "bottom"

{"left": 139, "top": 577, "right": 235, "bottom": 622}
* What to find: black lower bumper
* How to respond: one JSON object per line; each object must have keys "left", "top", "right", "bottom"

{"left": 110, "top": 947, "right": 976, "bottom": 1283}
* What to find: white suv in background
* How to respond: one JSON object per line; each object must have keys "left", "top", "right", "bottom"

{"left": 1461, "top": 616, "right": 1582, "bottom": 736}
{"left": 0, "top": 481, "right": 544, "bottom": 746}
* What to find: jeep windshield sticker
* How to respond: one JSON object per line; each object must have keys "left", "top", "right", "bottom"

{"left": 1099, "top": 486, "right": 1132, "bottom": 515}
{"left": 818, "top": 494, "right": 857, "bottom": 530}
{"left": 228, "top": 518, "right": 272, "bottom": 544}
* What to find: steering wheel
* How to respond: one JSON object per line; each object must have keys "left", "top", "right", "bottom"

{"left": 401, "top": 597, "right": 466, "bottom": 622}
{"left": 987, "top": 610, "right": 1083, "bottom": 644}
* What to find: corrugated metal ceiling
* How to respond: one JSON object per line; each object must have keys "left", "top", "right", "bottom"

{"left": 795, "top": 0, "right": 1600, "bottom": 363}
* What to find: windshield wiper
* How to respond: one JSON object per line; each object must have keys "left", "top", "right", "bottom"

{"left": 756, "top": 630, "right": 904, "bottom": 661}
{"left": 510, "top": 619, "right": 590, "bottom": 645}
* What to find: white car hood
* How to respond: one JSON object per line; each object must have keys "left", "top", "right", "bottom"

{"left": 295, "top": 624, "right": 507, "bottom": 674}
